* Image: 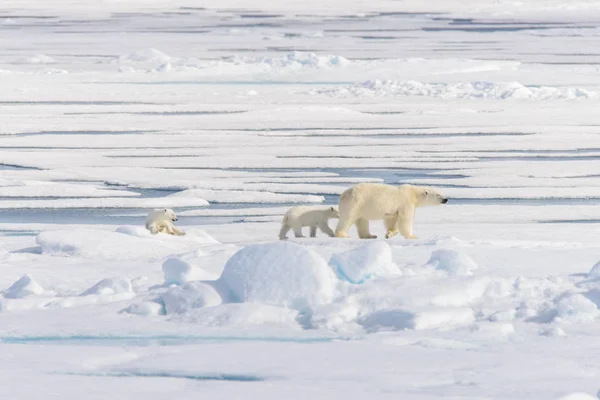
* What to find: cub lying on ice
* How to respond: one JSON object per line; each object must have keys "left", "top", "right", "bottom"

{"left": 146, "top": 208, "right": 185, "bottom": 236}
{"left": 335, "top": 183, "right": 448, "bottom": 239}
{"left": 279, "top": 205, "right": 339, "bottom": 239}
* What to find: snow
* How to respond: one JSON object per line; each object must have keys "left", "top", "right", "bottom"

{"left": 219, "top": 242, "right": 337, "bottom": 311}
{"left": 426, "top": 248, "right": 479, "bottom": 277}
{"left": 162, "top": 256, "right": 216, "bottom": 285}
{"left": 36, "top": 227, "right": 225, "bottom": 261}
{"left": 2, "top": 0, "right": 600, "bottom": 398}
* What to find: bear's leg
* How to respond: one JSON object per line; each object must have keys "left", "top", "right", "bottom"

{"left": 147, "top": 223, "right": 159, "bottom": 234}
{"left": 317, "top": 221, "right": 335, "bottom": 237}
{"left": 397, "top": 215, "right": 418, "bottom": 239}
{"left": 156, "top": 223, "right": 170, "bottom": 234}
{"left": 310, "top": 225, "right": 318, "bottom": 237}
{"left": 356, "top": 218, "right": 377, "bottom": 239}
{"left": 279, "top": 224, "right": 291, "bottom": 240}
{"left": 335, "top": 212, "right": 356, "bottom": 238}
{"left": 384, "top": 214, "right": 399, "bottom": 239}
{"left": 163, "top": 223, "right": 177, "bottom": 235}
{"left": 172, "top": 226, "right": 186, "bottom": 236}
{"left": 293, "top": 226, "right": 305, "bottom": 238}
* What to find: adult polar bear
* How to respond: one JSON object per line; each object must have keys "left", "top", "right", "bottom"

{"left": 335, "top": 183, "right": 448, "bottom": 239}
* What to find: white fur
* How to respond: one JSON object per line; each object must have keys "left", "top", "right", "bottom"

{"left": 279, "top": 205, "right": 339, "bottom": 240}
{"left": 334, "top": 183, "right": 447, "bottom": 240}
{"left": 145, "top": 208, "right": 185, "bottom": 236}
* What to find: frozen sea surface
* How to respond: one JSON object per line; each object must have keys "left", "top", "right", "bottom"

{"left": 2, "top": 1, "right": 600, "bottom": 399}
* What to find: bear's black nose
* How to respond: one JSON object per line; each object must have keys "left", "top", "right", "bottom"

{"left": 173, "top": 217, "right": 178, "bottom": 221}
{"left": 442, "top": 198, "right": 448, "bottom": 204}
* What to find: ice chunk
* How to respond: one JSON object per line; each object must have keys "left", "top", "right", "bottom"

{"left": 329, "top": 241, "right": 401, "bottom": 284}
{"left": 162, "top": 257, "right": 216, "bottom": 285}
{"left": 554, "top": 293, "right": 599, "bottom": 324}
{"left": 81, "top": 278, "right": 133, "bottom": 296}
{"left": 426, "top": 249, "right": 478, "bottom": 277}
{"left": 3, "top": 275, "right": 44, "bottom": 299}
{"left": 160, "top": 282, "right": 222, "bottom": 314}
{"left": 219, "top": 242, "right": 337, "bottom": 311}
{"left": 588, "top": 261, "right": 600, "bottom": 278}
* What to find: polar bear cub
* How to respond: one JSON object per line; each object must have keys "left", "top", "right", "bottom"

{"left": 279, "top": 205, "right": 339, "bottom": 240}
{"left": 335, "top": 183, "right": 447, "bottom": 240}
{"left": 146, "top": 208, "right": 185, "bottom": 236}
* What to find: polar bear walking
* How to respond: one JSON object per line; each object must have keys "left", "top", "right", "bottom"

{"left": 146, "top": 208, "right": 185, "bottom": 236}
{"left": 334, "top": 183, "right": 448, "bottom": 240}
{"left": 279, "top": 205, "right": 339, "bottom": 240}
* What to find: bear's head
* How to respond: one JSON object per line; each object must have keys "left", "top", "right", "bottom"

{"left": 164, "top": 208, "right": 178, "bottom": 221}
{"left": 328, "top": 206, "right": 340, "bottom": 219}
{"left": 419, "top": 187, "right": 448, "bottom": 207}
{"left": 153, "top": 208, "right": 178, "bottom": 222}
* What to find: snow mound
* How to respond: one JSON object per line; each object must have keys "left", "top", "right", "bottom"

{"left": 123, "top": 301, "right": 164, "bottom": 316}
{"left": 588, "top": 261, "right": 600, "bottom": 278}
{"left": 219, "top": 242, "right": 337, "bottom": 311}
{"left": 181, "top": 228, "right": 220, "bottom": 244}
{"left": 329, "top": 242, "right": 401, "bottom": 284}
{"left": 3, "top": 275, "right": 44, "bottom": 299}
{"left": 426, "top": 249, "right": 478, "bottom": 277}
{"left": 13, "top": 54, "right": 56, "bottom": 64}
{"left": 118, "top": 48, "right": 171, "bottom": 64}
{"left": 81, "top": 278, "right": 133, "bottom": 296}
{"left": 314, "top": 79, "right": 600, "bottom": 100}
{"left": 115, "top": 225, "right": 153, "bottom": 238}
{"left": 162, "top": 257, "right": 216, "bottom": 285}
{"left": 160, "top": 282, "right": 222, "bottom": 314}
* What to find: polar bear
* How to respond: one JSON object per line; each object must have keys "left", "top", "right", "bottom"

{"left": 334, "top": 183, "right": 447, "bottom": 240}
{"left": 279, "top": 205, "right": 339, "bottom": 240}
{"left": 145, "top": 208, "right": 185, "bottom": 236}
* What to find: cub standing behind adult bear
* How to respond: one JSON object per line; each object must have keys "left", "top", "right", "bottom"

{"left": 146, "top": 208, "right": 185, "bottom": 236}
{"left": 279, "top": 205, "right": 339, "bottom": 240}
{"left": 335, "top": 183, "right": 448, "bottom": 240}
